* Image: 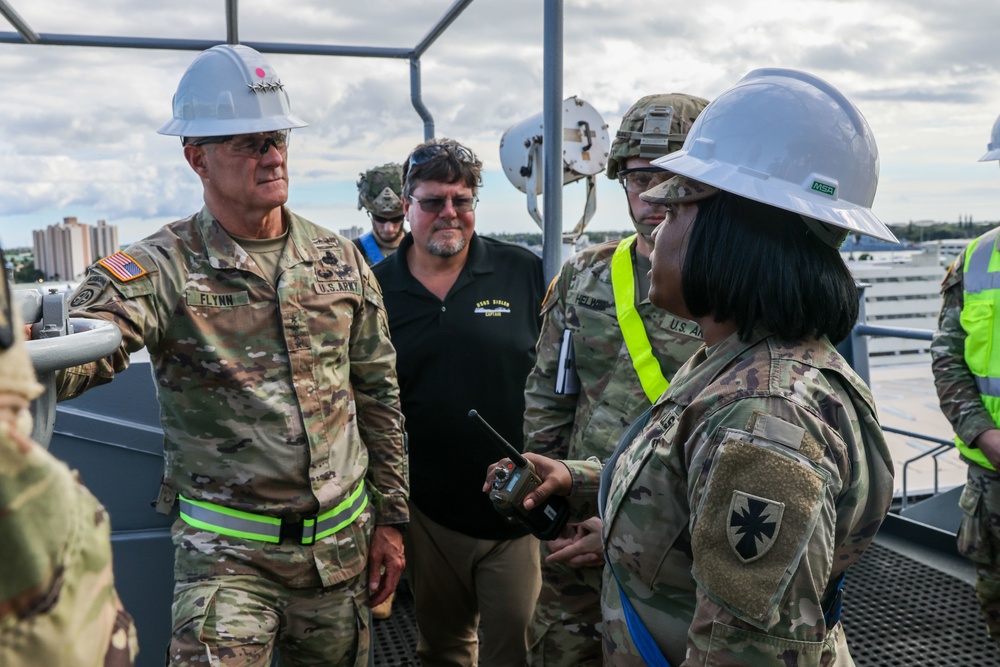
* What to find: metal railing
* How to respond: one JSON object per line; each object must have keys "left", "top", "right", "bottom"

{"left": 16, "top": 288, "right": 122, "bottom": 446}
{"left": 837, "top": 284, "right": 958, "bottom": 511}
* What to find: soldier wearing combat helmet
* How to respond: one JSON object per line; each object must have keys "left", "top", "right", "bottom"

{"left": 520, "top": 93, "right": 708, "bottom": 666}
{"left": 0, "top": 246, "right": 138, "bottom": 667}
{"left": 355, "top": 162, "right": 406, "bottom": 266}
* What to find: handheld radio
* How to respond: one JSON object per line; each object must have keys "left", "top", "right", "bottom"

{"left": 469, "top": 409, "right": 569, "bottom": 540}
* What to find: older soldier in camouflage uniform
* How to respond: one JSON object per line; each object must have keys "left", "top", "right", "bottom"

{"left": 522, "top": 93, "right": 707, "bottom": 666}
{"left": 55, "top": 45, "right": 407, "bottom": 666}
{"left": 930, "top": 111, "right": 1000, "bottom": 644}
{"left": 493, "top": 69, "right": 896, "bottom": 665}
{"left": 0, "top": 249, "right": 138, "bottom": 666}
{"left": 355, "top": 163, "right": 406, "bottom": 266}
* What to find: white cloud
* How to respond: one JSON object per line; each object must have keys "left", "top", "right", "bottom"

{"left": 1, "top": 0, "right": 1000, "bottom": 249}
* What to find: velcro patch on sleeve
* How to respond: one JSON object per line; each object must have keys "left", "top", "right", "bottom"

{"left": 98, "top": 252, "right": 147, "bottom": 282}
{"left": 691, "top": 431, "right": 829, "bottom": 629}
{"left": 750, "top": 413, "right": 804, "bottom": 451}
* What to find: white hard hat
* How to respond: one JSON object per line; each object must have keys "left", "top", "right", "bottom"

{"left": 158, "top": 44, "right": 307, "bottom": 138}
{"left": 979, "top": 113, "right": 1000, "bottom": 162}
{"left": 652, "top": 68, "right": 897, "bottom": 243}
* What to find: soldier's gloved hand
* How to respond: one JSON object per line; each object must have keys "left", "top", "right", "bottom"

{"left": 973, "top": 429, "right": 1000, "bottom": 470}
{"left": 545, "top": 516, "right": 604, "bottom": 568}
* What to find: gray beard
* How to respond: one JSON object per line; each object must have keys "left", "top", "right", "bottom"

{"left": 427, "top": 234, "right": 467, "bottom": 257}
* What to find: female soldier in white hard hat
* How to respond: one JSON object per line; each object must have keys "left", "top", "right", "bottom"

{"left": 489, "top": 68, "right": 896, "bottom": 666}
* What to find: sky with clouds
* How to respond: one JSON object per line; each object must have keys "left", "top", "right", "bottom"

{"left": 1, "top": 0, "right": 1000, "bottom": 250}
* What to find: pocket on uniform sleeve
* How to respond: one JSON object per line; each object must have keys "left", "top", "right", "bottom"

{"left": 960, "top": 301, "right": 994, "bottom": 376}
{"left": 957, "top": 482, "right": 995, "bottom": 565}
{"left": 706, "top": 620, "right": 834, "bottom": 666}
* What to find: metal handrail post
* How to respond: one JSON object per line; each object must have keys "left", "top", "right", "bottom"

{"left": 541, "top": 0, "right": 563, "bottom": 284}
{"left": 851, "top": 283, "right": 871, "bottom": 387}
{"left": 16, "top": 288, "right": 123, "bottom": 448}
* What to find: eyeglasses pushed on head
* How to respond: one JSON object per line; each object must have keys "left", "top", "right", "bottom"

{"left": 187, "top": 129, "right": 290, "bottom": 157}
{"left": 407, "top": 143, "right": 477, "bottom": 170}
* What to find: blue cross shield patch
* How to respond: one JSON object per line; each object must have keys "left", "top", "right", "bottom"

{"left": 728, "top": 491, "right": 784, "bottom": 563}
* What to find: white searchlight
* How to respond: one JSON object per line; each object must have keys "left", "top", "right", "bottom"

{"left": 499, "top": 96, "right": 610, "bottom": 259}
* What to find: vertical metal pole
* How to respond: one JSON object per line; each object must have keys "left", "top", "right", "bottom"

{"left": 410, "top": 57, "right": 435, "bottom": 141}
{"left": 852, "top": 283, "right": 871, "bottom": 387}
{"left": 225, "top": 0, "right": 238, "bottom": 44}
{"left": 541, "top": 0, "right": 563, "bottom": 284}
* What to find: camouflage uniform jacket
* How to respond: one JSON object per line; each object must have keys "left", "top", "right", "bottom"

{"left": 57, "top": 207, "right": 408, "bottom": 587}
{"left": 564, "top": 330, "right": 894, "bottom": 666}
{"left": 930, "top": 250, "right": 998, "bottom": 449}
{"left": 524, "top": 239, "right": 702, "bottom": 517}
{"left": 0, "top": 421, "right": 138, "bottom": 666}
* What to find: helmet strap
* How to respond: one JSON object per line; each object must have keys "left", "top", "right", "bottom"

{"left": 800, "top": 215, "right": 849, "bottom": 249}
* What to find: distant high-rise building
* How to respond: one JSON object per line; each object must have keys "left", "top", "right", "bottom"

{"left": 90, "top": 219, "right": 119, "bottom": 262}
{"left": 341, "top": 225, "right": 365, "bottom": 240}
{"left": 33, "top": 216, "right": 119, "bottom": 281}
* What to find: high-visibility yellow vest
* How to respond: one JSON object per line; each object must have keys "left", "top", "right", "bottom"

{"left": 611, "top": 235, "right": 669, "bottom": 403}
{"left": 958, "top": 227, "right": 1000, "bottom": 471}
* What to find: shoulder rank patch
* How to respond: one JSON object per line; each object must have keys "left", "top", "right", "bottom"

{"left": 98, "top": 252, "right": 147, "bottom": 282}
{"left": 728, "top": 491, "right": 784, "bottom": 563}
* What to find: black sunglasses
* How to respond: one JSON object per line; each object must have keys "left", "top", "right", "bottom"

{"left": 371, "top": 213, "right": 405, "bottom": 224}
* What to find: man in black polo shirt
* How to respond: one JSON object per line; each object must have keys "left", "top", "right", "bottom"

{"left": 373, "top": 138, "right": 545, "bottom": 667}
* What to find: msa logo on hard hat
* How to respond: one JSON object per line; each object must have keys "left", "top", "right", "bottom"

{"left": 811, "top": 180, "right": 837, "bottom": 197}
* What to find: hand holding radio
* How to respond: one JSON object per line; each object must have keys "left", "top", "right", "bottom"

{"left": 471, "top": 409, "right": 570, "bottom": 541}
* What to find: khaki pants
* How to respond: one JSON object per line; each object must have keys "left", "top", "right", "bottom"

{"left": 405, "top": 504, "right": 541, "bottom": 667}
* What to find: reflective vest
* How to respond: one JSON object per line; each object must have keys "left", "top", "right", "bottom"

{"left": 958, "top": 226, "right": 1000, "bottom": 471}
{"left": 611, "top": 234, "right": 669, "bottom": 402}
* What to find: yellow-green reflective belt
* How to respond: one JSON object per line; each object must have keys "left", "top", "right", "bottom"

{"left": 612, "top": 234, "right": 668, "bottom": 403}
{"left": 179, "top": 483, "right": 368, "bottom": 545}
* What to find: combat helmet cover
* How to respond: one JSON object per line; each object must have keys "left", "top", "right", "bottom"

{"left": 357, "top": 163, "right": 404, "bottom": 218}
{"left": 606, "top": 93, "right": 710, "bottom": 180}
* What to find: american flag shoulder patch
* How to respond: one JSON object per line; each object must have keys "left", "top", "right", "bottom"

{"left": 98, "top": 251, "right": 148, "bottom": 282}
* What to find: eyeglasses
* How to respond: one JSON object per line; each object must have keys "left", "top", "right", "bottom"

{"left": 371, "top": 213, "right": 405, "bottom": 224}
{"left": 618, "top": 167, "right": 672, "bottom": 195}
{"left": 408, "top": 195, "right": 478, "bottom": 214}
{"left": 189, "top": 129, "right": 290, "bottom": 158}
{"left": 408, "top": 144, "right": 477, "bottom": 169}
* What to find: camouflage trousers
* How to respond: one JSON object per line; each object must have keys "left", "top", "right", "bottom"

{"left": 527, "top": 545, "right": 603, "bottom": 667}
{"left": 168, "top": 571, "right": 370, "bottom": 666}
{"left": 958, "top": 463, "right": 1000, "bottom": 644}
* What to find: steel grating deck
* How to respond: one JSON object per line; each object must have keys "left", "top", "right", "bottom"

{"left": 842, "top": 542, "right": 999, "bottom": 666}
{"left": 372, "top": 542, "right": 1000, "bottom": 666}
{"left": 372, "top": 578, "right": 419, "bottom": 667}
